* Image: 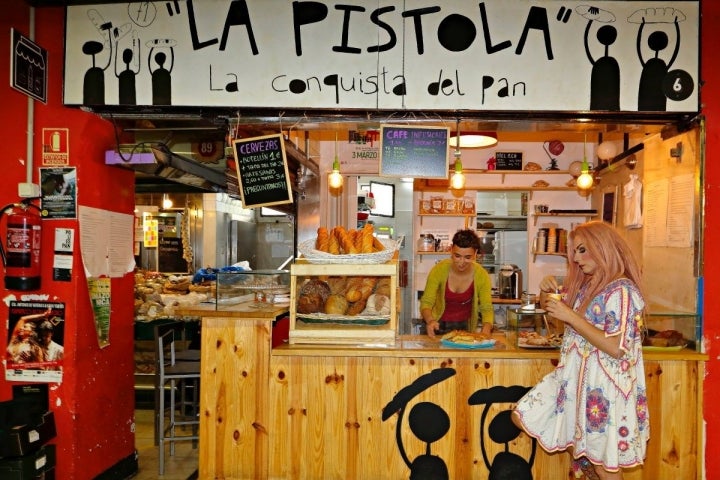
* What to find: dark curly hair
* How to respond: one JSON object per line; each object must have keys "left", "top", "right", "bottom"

{"left": 452, "top": 229, "right": 480, "bottom": 251}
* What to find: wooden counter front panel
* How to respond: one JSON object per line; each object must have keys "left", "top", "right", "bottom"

{"left": 199, "top": 316, "right": 272, "bottom": 479}
{"left": 268, "top": 355, "right": 700, "bottom": 480}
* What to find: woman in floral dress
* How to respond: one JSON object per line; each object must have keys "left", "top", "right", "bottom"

{"left": 513, "top": 221, "right": 649, "bottom": 480}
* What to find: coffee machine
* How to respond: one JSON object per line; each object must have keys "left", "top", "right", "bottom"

{"left": 499, "top": 264, "right": 523, "bottom": 299}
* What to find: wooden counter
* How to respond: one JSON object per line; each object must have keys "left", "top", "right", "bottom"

{"left": 183, "top": 304, "right": 705, "bottom": 479}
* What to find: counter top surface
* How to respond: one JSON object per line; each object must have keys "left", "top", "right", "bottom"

{"left": 174, "top": 302, "right": 289, "bottom": 318}
{"left": 274, "top": 334, "right": 707, "bottom": 361}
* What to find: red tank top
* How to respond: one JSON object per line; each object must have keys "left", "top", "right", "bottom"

{"left": 440, "top": 281, "right": 474, "bottom": 322}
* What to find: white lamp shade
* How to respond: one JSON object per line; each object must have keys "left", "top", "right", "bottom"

{"left": 597, "top": 141, "right": 618, "bottom": 161}
{"left": 568, "top": 161, "right": 583, "bottom": 177}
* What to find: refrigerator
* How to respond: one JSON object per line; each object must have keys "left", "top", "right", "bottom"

{"left": 493, "top": 230, "right": 529, "bottom": 293}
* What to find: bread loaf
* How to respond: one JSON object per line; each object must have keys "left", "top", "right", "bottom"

{"left": 346, "top": 298, "right": 367, "bottom": 316}
{"left": 316, "top": 227, "right": 330, "bottom": 252}
{"left": 361, "top": 224, "right": 374, "bottom": 253}
{"left": 344, "top": 276, "right": 365, "bottom": 302}
{"left": 328, "top": 232, "right": 341, "bottom": 254}
{"left": 324, "top": 294, "right": 349, "bottom": 315}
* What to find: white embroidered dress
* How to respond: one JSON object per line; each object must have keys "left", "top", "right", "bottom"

{"left": 514, "top": 278, "right": 649, "bottom": 470}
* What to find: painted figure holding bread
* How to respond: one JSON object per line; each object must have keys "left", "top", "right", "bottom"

{"left": 420, "top": 229, "right": 494, "bottom": 339}
{"left": 513, "top": 221, "right": 649, "bottom": 480}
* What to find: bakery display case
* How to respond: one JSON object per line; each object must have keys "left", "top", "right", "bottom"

{"left": 643, "top": 313, "right": 701, "bottom": 352}
{"left": 289, "top": 260, "right": 398, "bottom": 345}
{"left": 215, "top": 270, "right": 290, "bottom": 308}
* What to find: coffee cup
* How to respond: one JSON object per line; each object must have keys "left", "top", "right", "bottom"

{"left": 546, "top": 292, "right": 562, "bottom": 302}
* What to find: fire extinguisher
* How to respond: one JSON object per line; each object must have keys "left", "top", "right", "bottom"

{"left": 0, "top": 200, "right": 42, "bottom": 291}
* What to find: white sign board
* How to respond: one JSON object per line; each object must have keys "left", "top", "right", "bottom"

{"left": 63, "top": 1, "right": 699, "bottom": 113}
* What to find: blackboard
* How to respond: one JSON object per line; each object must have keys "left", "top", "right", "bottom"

{"left": 495, "top": 151, "right": 523, "bottom": 170}
{"left": 232, "top": 133, "right": 293, "bottom": 208}
{"left": 379, "top": 125, "right": 449, "bottom": 178}
{"left": 158, "top": 237, "right": 188, "bottom": 273}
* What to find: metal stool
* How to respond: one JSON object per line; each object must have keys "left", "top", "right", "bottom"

{"left": 154, "top": 321, "right": 201, "bottom": 476}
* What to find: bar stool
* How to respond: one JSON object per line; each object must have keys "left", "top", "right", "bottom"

{"left": 154, "top": 321, "right": 201, "bottom": 476}
{"left": 153, "top": 320, "right": 200, "bottom": 445}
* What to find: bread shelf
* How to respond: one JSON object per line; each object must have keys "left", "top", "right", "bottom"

{"left": 289, "top": 260, "right": 398, "bottom": 346}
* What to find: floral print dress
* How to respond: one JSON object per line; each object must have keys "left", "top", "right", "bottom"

{"left": 514, "top": 278, "right": 650, "bottom": 471}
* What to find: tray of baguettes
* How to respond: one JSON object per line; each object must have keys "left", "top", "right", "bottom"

{"left": 298, "top": 224, "right": 398, "bottom": 264}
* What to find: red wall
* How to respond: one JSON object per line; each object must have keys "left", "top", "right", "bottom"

{"left": 701, "top": 1, "right": 720, "bottom": 475}
{"left": 1, "top": 3, "right": 136, "bottom": 478}
{"left": 2, "top": 1, "right": 719, "bottom": 478}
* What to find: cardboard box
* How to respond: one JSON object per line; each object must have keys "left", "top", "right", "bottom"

{"left": 0, "top": 444, "right": 56, "bottom": 480}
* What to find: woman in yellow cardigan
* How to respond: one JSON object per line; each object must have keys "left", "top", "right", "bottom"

{"left": 420, "top": 229, "right": 494, "bottom": 339}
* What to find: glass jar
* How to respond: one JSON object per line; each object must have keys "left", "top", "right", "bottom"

{"left": 417, "top": 234, "right": 435, "bottom": 252}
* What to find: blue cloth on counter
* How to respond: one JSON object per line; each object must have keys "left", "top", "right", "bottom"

{"left": 192, "top": 265, "right": 247, "bottom": 284}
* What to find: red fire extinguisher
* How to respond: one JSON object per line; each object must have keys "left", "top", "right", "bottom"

{"left": 0, "top": 200, "right": 42, "bottom": 291}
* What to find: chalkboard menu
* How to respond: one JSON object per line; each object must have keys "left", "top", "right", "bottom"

{"left": 232, "top": 133, "right": 293, "bottom": 208}
{"left": 158, "top": 237, "right": 188, "bottom": 273}
{"left": 379, "top": 125, "right": 450, "bottom": 178}
{"left": 495, "top": 151, "right": 523, "bottom": 170}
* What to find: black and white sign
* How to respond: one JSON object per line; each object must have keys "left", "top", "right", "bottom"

{"left": 11, "top": 29, "right": 47, "bottom": 103}
{"left": 62, "top": 1, "right": 699, "bottom": 113}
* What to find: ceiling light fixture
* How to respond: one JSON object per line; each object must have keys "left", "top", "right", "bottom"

{"left": 448, "top": 131, "right": 498, "bottom": 149}
{"left": 162, "top": 193, "right": 173, "bottom": 209}
{"left": 328, "top": 132, "right": 344, "bottom": 189}
{"left": 576, "top": 134, "right": 594, "bottom": 191}
{"left": 450, "top": 119, "right": 466, "bottom": 190}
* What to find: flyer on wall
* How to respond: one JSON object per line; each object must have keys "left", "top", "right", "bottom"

{"left": 5, "top": 301, "right": 65, "bottom": 383}
{"left": 88, "top": 277, "right": 111, "bottom": 348}
{"left": 40, "top": 167, "right": 77, "bottom": 219}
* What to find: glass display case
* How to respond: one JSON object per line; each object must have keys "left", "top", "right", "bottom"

{"left": 289, "top": 260, "right": 398, "bottom": 345}
{"left": 215, "top": 270, "right": 290, "bottom": 308}
{"left": 644, "top": 313, "right": 701, "bottom": 352}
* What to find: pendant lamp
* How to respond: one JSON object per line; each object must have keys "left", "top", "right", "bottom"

{"left": 328, "top": 132, "right": 344, "bottom": 189}
{"left": 450, "top": 119, "right": 466, "bottom": 190}
{"left": 576, "top": 134, "right": 594, "bottom": 190}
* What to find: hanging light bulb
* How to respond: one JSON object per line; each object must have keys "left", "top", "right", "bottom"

{"left": 162, "top": 193, "right": 173, "bottom": 209}
{"left": 450, "top": 151, "right": 465, "bottom": 189}
{"left": 576, "top": 133, "right": 594, "bottom": 190}
{"left": 450, "top": 119, "right": 466, "bottom": 190}
{"left": 328, "top": 132, "right": 344, "bottom": 189}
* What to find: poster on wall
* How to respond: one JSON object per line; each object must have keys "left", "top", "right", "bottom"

{"left": 40, "top": 167, "right": 77, "bottom": 219}
{"left": 88, "top": 277, "right": 111, "bottom": 348}
{"left": 5, "top": 302, "right": 65, "bottom": 383}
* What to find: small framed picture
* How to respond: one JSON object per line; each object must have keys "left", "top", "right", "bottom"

{"left": 602, "top": 185, "right": 618, "bottom": 226}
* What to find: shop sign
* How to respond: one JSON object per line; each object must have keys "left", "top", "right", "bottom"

{"left": 63, "top": 1, "right": 699, "bottom": 114}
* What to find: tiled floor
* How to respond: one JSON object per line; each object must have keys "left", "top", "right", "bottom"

{"left": 133, "top": 408, "right": 199, "bottom": 479}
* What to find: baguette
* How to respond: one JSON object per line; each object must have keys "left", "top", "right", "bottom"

{"left": 335, "top": 226, "right": 359, "bottom": 254}
{"left": 372, "top": 236, "right": 385, "bottom": 252}
{"left": 361, "top": 224, "right": 374, "bottom": 253}
{"left": 328, "top": 231, "right": 341, "bottom": 255}
{"left": 316, "top": 227, "right": 330, "bottom": 252}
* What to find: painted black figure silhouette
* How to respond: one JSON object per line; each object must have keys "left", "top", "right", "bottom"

{"left": 382, "top": 368, "right": 455, "bottom": 480}
{"left": 577, "top": 6, "right": 619, "bottom": 111}
{"left": 636, "top": 17, "right": 680, "bottom": 111}
{"left": 82, "top": 22, "right": 113, "bottom": 105}
{"left": 115, "top": 33, "right": 140, "bottom": 105}
{"left": 148, "top": 42, "right": 174, "bottom": 105}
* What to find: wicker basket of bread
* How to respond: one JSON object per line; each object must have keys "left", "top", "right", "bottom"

{"left": 299, "top": 224, "right": 397, "bottom": 264}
